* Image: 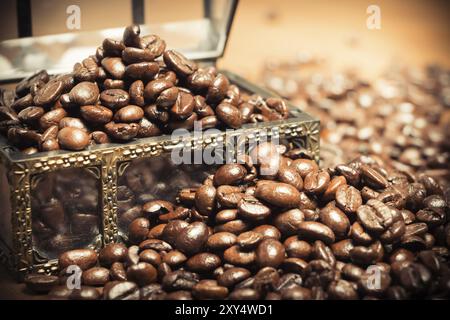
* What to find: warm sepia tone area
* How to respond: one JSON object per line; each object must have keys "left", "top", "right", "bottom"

{"left": 0, "top": 0, "right": 449, "bottom": 300}
{"left": 0, "top": 0, "right": 449, "bottom": 81}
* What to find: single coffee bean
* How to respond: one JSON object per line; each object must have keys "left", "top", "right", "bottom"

{"left": 206, "top": 74, "right": 230, "bottom": 104}
{"left": 59, "top": 249, "right": 98, "bottom": 270}
{"left": 18, "top": 106, "right": 44, "bottom": 124}
{"left": 127, "top": 262, "right": 158, "bottom": 287}
{"left": 319, "top": 205, "right": 350, "bottom": 238}
{"left": 291, "top": 159, "right": 319, "bottom": 178}
{"left": 217, "top": 267, "right": 251, "bottom": 288}
{"left": 223, "top": 245, "right": 256, "bottom": 266}
{"left": 213, "top": 164, "right": 247, "bottom": 186}
{"left": 192, "top": 280, "right": 228, "bottom": 300}
{"left": 161, "top": 250, "right": 185, "bottom": 267}
{"left": 297, "top": 221, "right": 336, "bottom": 245}
{"left": 206, "top": 232, "right": 237, "bottom": 251}
{"left": 237, "top": 195, "right": 271, "bottom": 221}
{"left": 186, "top": 253, "right": 221, "bottom": 273}
{"left": 99, "top": 243, "right": 128, "bottom": 267}
{"left": 304, "top": 170, "right": 330, "bottom": 195}
{"left": 80, "top": 105, "right": 113, "bottom": 124}
{"left": 216, "top": 102, "right": 242, "bottom": 129}
{"left": 24, "top": 274, "right": 59, "bottom": 294}
{"left": 335, "top": 184, "right": 362, "bottom": 215}
{"left": 361, "top": 165, "right": 389, "bottom": 189}
{"left": 40, "top": 108, "right": 68, "bottom": 130}
{"left": 105, "top": 122, "right": 140, "bottom": 141}
{"left": 163, "top": 50, "right": 197, "bottom": 77}
{"left": 34, "top": 79, "right": 64, "bottom": 106}
{"left": 237, "top": 231, "right": 264, "bottom": 250}
{"left": 175, "top": 222, "right": 209, "bottom": 255}
{"left": 82, "top": 267, "right": 110, "bottom": 286}
{"left": 100, "top": 89, "right": 130, "bottom": 109}
{"left": 57, "top": 127, "right": 90, "bottom": 151}
{"left": 194, "top": 185, "right": 217, "bottom": 216}
{"left": 104, "top": 281, "right": 140, "bottom": 300}
{"left": 256, "top": 239, "right": 286, "bottom": 268}
{"left": 255, "top": 182, "right": 301, "bottom": 208}
{"left": 125, "top": 62, "right": 159, "bottom": 80}
{"left": 284, "top": 237, "right": 312, "bottom": 259}
{"left": 66, "top": 81, "right": 99, "bottom": 106}
{"left": 114, "top": 105, "right": 144, "bottom": 123}
{"left": 273, "top": 209, "right": 305, "bottom": 236}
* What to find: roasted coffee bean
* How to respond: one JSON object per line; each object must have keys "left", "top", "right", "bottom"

{"left": 24, "top": 274, "right": 58, "bottom": 294}
{"left": 277, "top": 166, "right": 303, "bottom": 190}
{"left": 319, "top": 205, "right": 350, "bottom": 238}
{"left": 57, "top": 127, "right": 90, "bottom": 151}
{"left": 161, "top": 250, "right": 185, "bottom": 267}
{"left": 304, "top": 170, "right": 330, "bottom": 195}
{"left": 213, "top": 164, "right": 247, "bottom": 186}
{"left": 273, "top": 209, "right": 305, "bottom": 236}
{"left": 194, "top": 185, "right": 216, "bottom": 216}
{"left": 100, "top": 89, "right": 130, "bottom": 109}
{"left": 327, "top": 280, "right": 358, "bottom": 300}
{"left": 216, "top": 102, "right": 242, "bottom": 129}
{"left": 298, "top": 221, "right": 336, "bottom": 245}
{"left": 99, "top": 243, "right": 128, "bottom": 267}
{"left": 361, "top": 165, "right": 389, "bottom": 189}
{"left": 206, "top": 74, "right": 230, "bottom": 104}
{"left": 335, "top": 185, "right": 362, "bottom": 215}
{"left": 163, "top": 50, "right": 197, "bottom": 77}
{"left": 256, "top": 239, "right": 285, "bottom": 268}
{"left": 39, "top": 108, "right": 67, "bottom": 130}
{"left": 331, "top": 239, "right": 354, "bottom": 261}
{"left": 127, "top": 262, "right": 158, "bottom": 287}
{"left": 18, "top": 106, "right": 44, "bottom": 124}
{"left": 187, "top": 70, "right": 214, "bottom": 92}
{"left": 59, "top": 117, "right": 88, "bottom": 132}
{"left": 82, "top": 267, "right": 110, "bottom": 286}
{"left": 80, "top": 105, "right": 113, "bottom": 124}
{"left": 192, "top": 280, "right": 228, "bottom": 300}
{"left": 255, "top": 182, "right": 301, "bottom": 208}
{"left": 237, "top": 195, "right": 271, "bottom": 221}
{"left": 34, "top": 79, "right": 64, "bottom": 106}
{"left": 291, "top": 159, "right": 319, "bottom": 178}
{"left": 104, "top": 281, "right": 139, "bottom": 300}
{"left": 139, "top": 239, "right": 172, "bottom": 252}
{"left": 206, "top": 232, "right": 237, "bottom": 251}
{"left": 125, "top": 62, "right": 159, "bottom": 80}
{"left": 105, "top": 122, "right": 139, "bottom": 141}
{"left": 284, "top": 237, "right": 312, "bottom": 259}
{"left": 237, "top": 231, "right": 264, "bottom": 250}
{"left": 59, "top": 249, "right": 98, "bottom": 270}
{"left": 65, "top": 81, "right": 99, "bottom": 106}
{"left": 217, "top": 268, "right": 251, "bottom": 288}
{"left": 170, "top": 91, "right": 194, "bottom": 120}
{"left": 186, "top": 253, "right": 221, "bottom": 273}
{"left": 253, "top": 224, "right": 282, "bottom": 240}
{"left": 223, "top": 245, "right": 256, "bottom": 266}
{"left": 114, "top": 105, "right": 144, "bottom": 123}
{"left": 175, "top": 222, "right": 209, "bottom": 255}
{"left": 162, "top": 270, "right": 199, "bottom": 291}
{"left": 128, "top": 217, "right": 150, "bottom": 244}
{"left": 228, "top": 288, "right": 261, "bottom": 300}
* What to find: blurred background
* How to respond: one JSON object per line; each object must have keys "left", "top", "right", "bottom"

{"left": 0, "top": 0, "right": 449, "bottom": 81}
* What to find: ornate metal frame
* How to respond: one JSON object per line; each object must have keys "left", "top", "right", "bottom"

{"left": 0, "top": 70, "right": 320, "bottom": 279}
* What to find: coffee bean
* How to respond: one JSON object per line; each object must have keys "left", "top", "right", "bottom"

{"left": 105, "top": 122, "right": 139, "bottom": 141}
{"left": 335, "top": 184, "right": 362, "bottom": 215}
{"left": 100, "top": 89, "right": 130, "bottom": 109}
{"left": 66, "top": 81, "right": 99, "bottom": 106}
{"left": 304, "top": 170, "right": 330, "bottom": 195}
{"left": 163, "top": 50, "right": 197, "bottom": 77}
{"left": 80, "top": 105, "right": 113, "bottom": 124}
{"left": 273, "top": 209, "right": 305, "bottom": 236}
{"left": 319, "top": 205, "right": 350, "bottom": 238}
{"left": 213, "top": 164, "right": 247, "bottom": 186}
{"left": 216, "top": 102, "right": 242, "bottom": 129}
{"left": 192, "top": 280, "right": 228, "bottom": 299}
{"left": 18, "top": 106, "right": 44, "bottom": 124}
{"left": 104, "top": 281, "right": 140, "bottom": 300}
{"left": 59, "top": 249, "right": 98, "bottom": 270}
{"left": 237, "top": 195, "right": 271, "bottom": 221}
{"left": 217, "top": 267, "right": 251, "bottom": 288}
{"left": 255, "top": 182, "right": 301, "bottom": 208}
{"left": 223, "top": 245, "right": 256, "bottom": 266}
{"left": 194, "top": 185, "right": 216, "bottom": 216}
{"left": 206, "top": 232, "right": 237, "bottom": 251}
{"left": 254, "top": 239, "right": 285, "bottom": 268}
{"left": 175, "top": 222, "right": 209, "bottom": 255}
{"left": 40, "top": 108, "right": 67, "bottom": 130}
{"left": 34, "top": 79, "right": 64, "bottom": 106}
{"left": 127, "top": 262, "right": 157, "bottom": 287}
{"left": 162, "top": 270, "right": 199, "bottom": 292}
{"left": 237, "top": 231, "right": 264, "bottom": 250}
{"left": 82, "top": 267, "right": 110, "bottom": 286}
{"left": 291, "top": 159, "right": 319, "bottom": 178}
{"left": 206, "top": 74, "right": 229, "bottom": 104}
{"left": 57, "top": 127, "right": 90, "bottom": 151}
{"left": 297, "top": 221, "right": 336, "bottom": 245}
{"left": 24, "top": 274, "right": 58, "bottom": 294}
{"left": 99, "top": 243, "right": 128, "bottom": 267}
{"left": 186, "top": 253, "right": 221, "bottom": 273}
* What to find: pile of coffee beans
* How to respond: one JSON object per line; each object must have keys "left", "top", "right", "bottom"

{"left": 263, "top": 59, "right": 450, "bottom": 190}
{"left": 24, "top": 142, "right": 449, "bottom": 299}
{"left": 0, "top": 24, "right": 288, "bottom": 153}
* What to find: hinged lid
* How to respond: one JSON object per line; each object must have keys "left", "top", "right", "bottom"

{"left": 0, "top": 0, "right": 238, "bottom": 83}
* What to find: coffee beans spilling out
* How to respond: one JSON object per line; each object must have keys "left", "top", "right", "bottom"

{"left": 26, "top": 142, "right": 449, "bottom": 299}
{"left": 0, "top": 25, "right": 289, "bottom": 153}
{"left": 263, "top": 59, "right": 450, "bottom": 190}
